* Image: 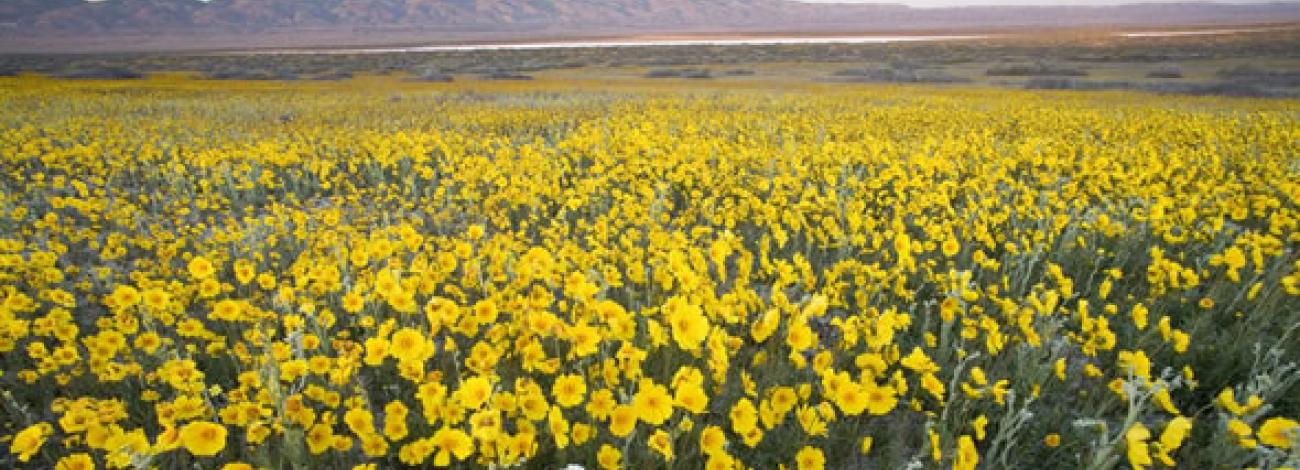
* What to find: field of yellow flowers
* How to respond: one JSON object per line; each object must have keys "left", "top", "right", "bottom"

{"left": 0, "top": 75, "right": 1298, "bottom": 469}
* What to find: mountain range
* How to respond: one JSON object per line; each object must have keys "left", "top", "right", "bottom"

{"left": 2, "top": 0, "right": 1299, "bottom": 52}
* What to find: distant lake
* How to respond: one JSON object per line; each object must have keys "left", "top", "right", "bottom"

{"left": 243, "top": 35, "right": 990, "bottom": 55}
{"left": 408, "top": 35, "right": 992, "bottom": 51}
{"left": 232, "top": 27, "right": 1285, "bottom": 55}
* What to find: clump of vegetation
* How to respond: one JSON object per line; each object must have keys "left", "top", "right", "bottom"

{"left": 307, "top": 70, "right": 354, "bottom": 81}
{"left": 1017, "top": 77, "right": 1292, "bottom": 98}
{"left": 644, "top": 68, "right": 713, "bottom": 79}
{"left": 202, "top": 68, "right": 300, "bottom": 80}
{"left": 1154, "top": 80, "right": 1290, "bottom": 98}
{"left": 1216, "top": 64, "right": 1300, "bottom": 87}
{"left": 1146, "top": 64, "right": 1184, "bottom": 79}
{"left": 482, "top": 71, "right": 534, "bottom": 80}
{"left": 831, "top": 63, "right": 970, "bottom": 83}
{"left": 405, "top": 70, "right": 455, "bottom": 82}
{"left": 987, "top": 61, "right": 1089, "bottom": 77}
{"left": 644, "top": 68, "right": 683, "bottom": 78}
{"left": 52, "top": 66, "right": 144, "bottom": 80}
{"left": 426, "top": 73, "right": 457, "bottom": 82}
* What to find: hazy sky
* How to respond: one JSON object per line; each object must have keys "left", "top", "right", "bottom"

{"left": 798, "top": 0, "right": 1277, "bottom": 6}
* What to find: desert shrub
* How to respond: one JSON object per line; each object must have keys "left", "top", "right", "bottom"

{"left": 1020, "top": 78, "right": 1132, "bottom": 90}
{"left": 680, "top": 68, "right": 712, "bottom": 79}
{"left": 1151, "top": 80, "right": 1291, "bottom": 98}
{"left": 987, "top": 62, "right": 1089, "bottom": 77}
{"left": 308, "top": 70, "right": 354, "bottom": 81}
{"left": 1146, "top": 64, "right": 1184, "bottom": 79}
{"left": 203, "top": 68, "right": 300, "bottom": 80}
{"left": 644, "top": 68, "right": 684, "bottom": 78}
{"left": 1216, "top": 64, "right": 1300, "bottom": 87}
{"left": 52, "top": 67, "right": 144, "bottom": 80}
{"left": 405, "top": 71, "right": 455, "bottom": 82}
{"left": 831, "top": 65, "right": 970, "bottom": 83}
{"left": 645, "top": 68, "right": 712, "bottom": 79}
{"left": 1018, "top": 78, "right": 1292, "bottom": 98}
{"left": 482, "top": 71, "right": 534, "bottom": 80}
